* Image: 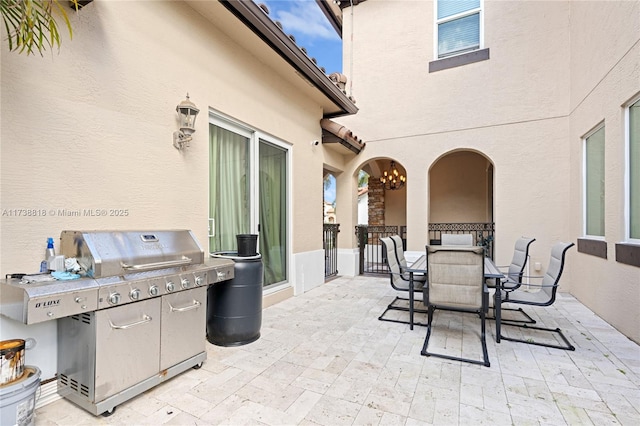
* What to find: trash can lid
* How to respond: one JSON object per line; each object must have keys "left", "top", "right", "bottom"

{"left": 210, "top": 251, "right": 261, "bottom": 260}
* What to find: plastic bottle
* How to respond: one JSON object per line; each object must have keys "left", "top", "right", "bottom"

{"left": 40, "top": 237, "right": 56, "bottom": 273}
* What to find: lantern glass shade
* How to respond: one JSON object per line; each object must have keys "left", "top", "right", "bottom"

{"left": 176, "top": 94, "right": 199, "bottom": 136}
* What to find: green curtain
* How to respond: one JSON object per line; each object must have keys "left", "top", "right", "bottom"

{"left": 259, "top": 140, "right": 287, "bottom": 286}
{"left": 630, "top": 100, "right": 640, "bottom": 239}
{"left": 585, "top": 126, "right": 605, "bottom": 237}
{"left": 209, "top": 125, "right": 250, "bottom": 253}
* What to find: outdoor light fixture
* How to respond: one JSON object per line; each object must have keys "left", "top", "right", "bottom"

{"left": 173, "top": 93, "right": 200, "bottom": 150}
{"left": 380, "top": 160, "right": 406, "bottom": 190}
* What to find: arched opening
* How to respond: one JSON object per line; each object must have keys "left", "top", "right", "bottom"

{"left": 323, "top": 173, "right": 336, "bottom": 224}
{"left": 323, "top": 170, "right": 339, "bottom": 278}
{"left": 356, "top": 158, "right": 409, "bottom": 273}
{"left": 357, "top": 169, "right": 370, "bottom": 225}
{"left": 428, "top": 150, "right": 495, "bottom": 257}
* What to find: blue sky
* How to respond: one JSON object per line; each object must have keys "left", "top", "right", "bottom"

{"left": 324, "top": 175, "right": 336, "bottom": 204}
{"left": 263, "top": 0, "right": 343, "bottom": 75}
{"left": 263, "top": 1, "right": 343, "bottom": 204}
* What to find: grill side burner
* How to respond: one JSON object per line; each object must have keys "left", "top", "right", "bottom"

{"left": 1, "top": 230, "right": 235, "bottom": 417}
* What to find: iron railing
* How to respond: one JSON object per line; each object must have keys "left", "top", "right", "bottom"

{"left": 355, "top": 223, "right": 494, "bottom": 275}
{"left": 428, "top": 222, "right": 495, "bottom": 259}
{"left": 323, "top": 224, "right": 340, "bottom": 278}
{"left": 355, "top": 225, "right": 407, "bottom": 274}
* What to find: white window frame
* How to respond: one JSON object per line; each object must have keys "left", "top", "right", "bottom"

{"left": 434, "top": 0, "right": 484, "bottom": 60}
{"left": 582, "top": 123, "right": 606, "bottom": 240}
{"left": 624, "top": 94, "right": 640, "bottom": 243}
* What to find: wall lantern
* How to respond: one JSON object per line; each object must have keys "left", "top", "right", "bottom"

{"left": 173, "top": 93, "right": 200, "bottom": 150}
{"left": 380, "top": 160, "right": 406, "bottom": 190}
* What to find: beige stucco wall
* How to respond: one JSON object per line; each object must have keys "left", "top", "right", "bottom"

{"left": 337, "top": 0, "right": 571, "bottom": 260}
{"left": 429, "top": 151, "right": 492, "bottom": 223}
{"left": 336, "top": 0, "right": 639, "bottom": 343}
{"left": 568, "top": 0, "right": 640, "bottom": 342}
{"left": 0, "top": 1, "right": 330, "bottom": 378}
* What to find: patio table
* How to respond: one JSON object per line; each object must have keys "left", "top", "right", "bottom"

{"left": 484, "top": 256, "right": 505, "bottom": 342}
{"left": 403, "top": 256, "right": 427, "bottom": 330}
{"left": 407, "top": 254, "right": 505, "bottom": 336}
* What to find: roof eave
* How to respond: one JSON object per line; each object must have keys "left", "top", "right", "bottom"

{"left": 220, "top": 0, "right": 357, "bottom": 117}
{"left": 316, "top": 0, "right": 342, "bottom": 35}
{"left": 321, "top": 118, "right": 366, "bottom": 155}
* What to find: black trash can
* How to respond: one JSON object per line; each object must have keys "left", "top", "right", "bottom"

{"left": 207, "top": 252, "right": 263, "bottom": 346}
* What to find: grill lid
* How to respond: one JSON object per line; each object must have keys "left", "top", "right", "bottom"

{"left": 60, "top": 230, "right": 205, "bottom": 278}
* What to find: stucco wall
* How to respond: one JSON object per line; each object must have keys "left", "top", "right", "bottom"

{"left": 0, "top": 1, "right": 328, "bottom": 378}
{"left": 340, "top": 0, "right": 570, "bottom": 141}
{"left": 429, "top": 151, "right": 491, "bottom": 223}
{"left": 337, "top": 0, "right": 571, "bottom": 261}
{"left": 568, "top": 0, "right": 640, "bottom": 343}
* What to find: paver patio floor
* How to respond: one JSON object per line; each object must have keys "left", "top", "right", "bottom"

{"left": 35, "top": 275, "right": 640, "bottom": 425}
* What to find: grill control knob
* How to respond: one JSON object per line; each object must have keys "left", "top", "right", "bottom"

{"left": 181, "top": 278, "right": 190, "bottom": 289}
{"left": 166, "top": 281, "right": 175, "bottom": 292}
{"left": 108, "top": 292, "right": 121, "bottom": 305}
{"left": 149, "top": 285, "right": 159, "bottom": 297}
{"left": 195, "top": 276, "right": 204, "bottom": 286}
{"left": 130, "top": 289, "right": 140, "bottom": 301}
{"left": 217, "top": 271, "right": 227, "bottom": 281}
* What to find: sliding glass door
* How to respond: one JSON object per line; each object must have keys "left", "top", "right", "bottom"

{"left": 259, "top": 140, "right": 287, "bottom": 286}
{"left": 209, "top": 117, "right": 289, "bottom": 288}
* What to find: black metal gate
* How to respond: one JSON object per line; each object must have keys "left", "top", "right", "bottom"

{"left": 355, "top": 225, "right": 406, "bottom": 274}
{"left": 355, "top": 223, "right": 494, "bottom": 275}
{"left": 323, "top": 224, "right": 339, "bottom": 278}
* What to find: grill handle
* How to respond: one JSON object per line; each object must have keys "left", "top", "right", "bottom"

{"left": 109, "top": 315, "right": 152, "bottom": 330}
{"left": 120, "top": 257, "right": 192, "bottom": 271}
{"left": 168, "top": 300, "right": 201, "bottom": 313}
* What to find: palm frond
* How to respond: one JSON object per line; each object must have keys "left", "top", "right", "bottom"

{"left": 1, "top": 0, "right": 80, "bottom": 55}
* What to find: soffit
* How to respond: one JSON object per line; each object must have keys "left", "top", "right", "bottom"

{"left": 185, "top": 0, "right": 357, "bottom": 118}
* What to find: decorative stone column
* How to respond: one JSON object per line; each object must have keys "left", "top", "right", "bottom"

{"left": 368, "top": 178, "right": 385, "bottom": 226}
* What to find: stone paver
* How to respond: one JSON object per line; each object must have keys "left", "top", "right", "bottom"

{"left": 35, "top": 275, "right": 640, "bottom": 425}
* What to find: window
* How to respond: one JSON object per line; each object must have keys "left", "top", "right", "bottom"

{"left": 436, "top": 0, "right": 482, "bottom": 59}
{"left": 583, "top": 125, "right": 605, "bottom": 237}
{"left": 209, "top": 115, "right": 290, "bottom": 288}
{"left": 627, "top": 97, "right": 640, "bottom": 241}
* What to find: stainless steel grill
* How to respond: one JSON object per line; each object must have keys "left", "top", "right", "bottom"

{"left": 0, "top": 230, "right": 234, "bottom": 416}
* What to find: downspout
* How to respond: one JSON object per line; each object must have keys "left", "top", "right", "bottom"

{"left": 349, "top": 0, "right": 354, "bottom": 97}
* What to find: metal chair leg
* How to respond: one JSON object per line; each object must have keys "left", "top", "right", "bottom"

{"left": 487, "top": 306, "right": 536, "bottom": 324}
{"left": 499, "top": 322, "right": 575, "bottom": 351}
{"left": 420, "top": 305, "right": 491, "bottom": 367}
{"left": 378, "top": 296, "right": 428, "bottom": 327}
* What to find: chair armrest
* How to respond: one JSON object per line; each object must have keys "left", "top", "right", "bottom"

{"left": 500, "top": 279, "right": 520, "bottom": 290}
{"left": 498, "top": 281, "right": 557, "bottom": 290}
{"left": 501, "top": 272, "right": 545, "bottom": 284}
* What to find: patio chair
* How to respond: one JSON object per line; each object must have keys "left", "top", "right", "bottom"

{"left": 378, "top": 237, "right": 427, "bottom": 327}
{"left": 390, "top": 235, "right": 408, "bottom": 268}
{"left": 421, "top": 246, "right": 490, "bottom": 367}
{"left": 496, "top": 242, "right": 575, "bottom": 351}
{"left": 441, "top": 233, "right": 473, "bottom": 246}
{"left": 487, "top": 237, "right": 537, "bottom": 324}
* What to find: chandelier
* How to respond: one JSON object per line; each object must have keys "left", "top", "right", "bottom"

{"left": 380, "top": 160, "right": 406, "bottom": 190}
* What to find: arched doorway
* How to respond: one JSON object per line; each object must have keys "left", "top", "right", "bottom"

{"left": 428, "top": 150, "right": 495, "bottom": 257}
{"left": 356, "top": 158, "right": 409, "bottom": 273}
